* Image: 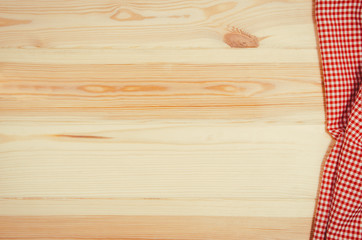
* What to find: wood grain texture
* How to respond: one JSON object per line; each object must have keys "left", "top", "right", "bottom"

{"left": 0, "top": 198, "right": 316, "bottom": 217}
{"left": 0, "top": 120, "right": 329, "bottom": 198}
{"left": 0, "top": 48, "right": 320, "bottom": 64}
{"left": 0, "top": 0, "right": 315, "bottom": 49}
{"left": 0, "top": 54, "right": 323, "bottom": 123}
{"left": 0, "top": 216, "right": 313, "bottom": 240}
{"left": 0, "top": 0, "right": 325, "bottom": 239}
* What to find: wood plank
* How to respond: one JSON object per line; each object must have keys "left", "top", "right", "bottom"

{"left": 0, "top": 216, "right": 313, "bottom": 240}
{"left": 0, "top": 57, "right": 324, "bottom": 123}
{"left": 0, "top": 0, "right": 315, "bottom": 49}
{"left": 0, "top": 198, "right": 316, "bottom": 218}
{"left": 0, "top": 48, "right": 320, "bottom": 64}
{"left": 0, "top": 119, "right": 331, "bottom": 198}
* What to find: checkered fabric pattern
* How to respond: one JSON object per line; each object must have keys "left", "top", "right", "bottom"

{"left": 312, "top": 0, "right": 362, "bottom": 239}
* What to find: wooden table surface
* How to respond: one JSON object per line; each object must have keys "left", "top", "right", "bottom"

{"left": 0, "top": 0, "right": 331, "bottom": 239}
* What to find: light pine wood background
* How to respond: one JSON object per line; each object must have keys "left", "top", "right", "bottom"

{"left": 0, "top": 0, "right": 331, "bottom": 239}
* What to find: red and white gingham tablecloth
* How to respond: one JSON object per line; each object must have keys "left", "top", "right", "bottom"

{"left": 312, "top": 1, "right": 362, "bottom": 239}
